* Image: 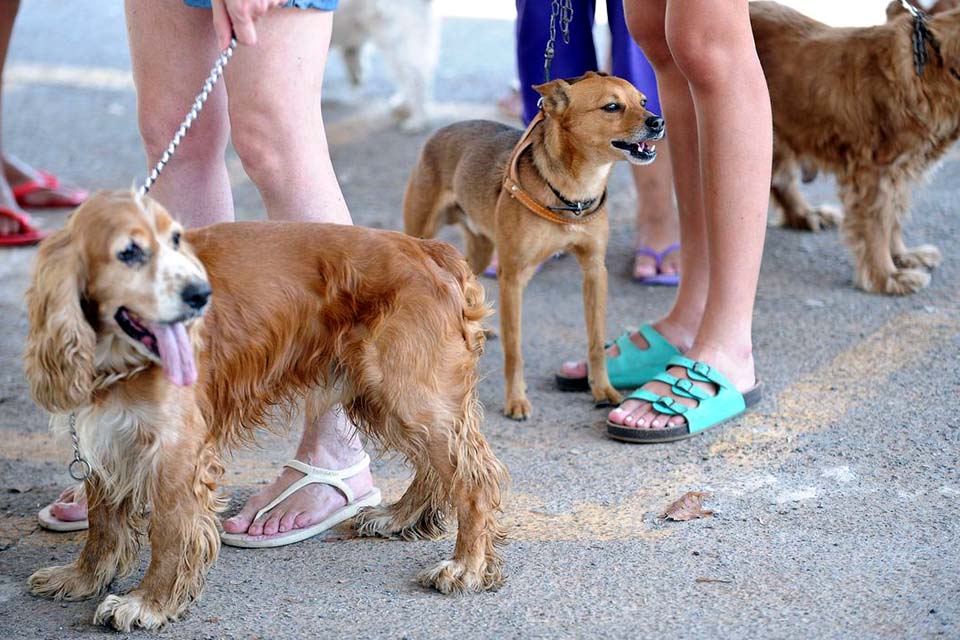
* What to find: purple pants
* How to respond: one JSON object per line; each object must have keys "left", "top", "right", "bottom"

{"left": 516, "top": 0, "right": 661, "bottom": 125}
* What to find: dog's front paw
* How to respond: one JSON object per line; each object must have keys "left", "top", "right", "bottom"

{"left": 591, "top": 383, "right": 622, "bottom": 408}
{"left": 894, "top": 244, "right": 942, "bottom": 270}
{"left": 504, "top": 396, "right": 532, "bottom": 421}
{"left": 29, "top": 564, "right": 105, "bottom": 601}
{"left": 417, "top": 558, "right": 502, "bottom": 594}
{"left": 94, "top": 593, "right": 169, "bottom": 632}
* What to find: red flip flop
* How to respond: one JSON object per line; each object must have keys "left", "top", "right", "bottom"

{"left": 12, "top": 170, "right": 88, "bottom": 209}
{"left": 0, "top": 207, "right": 47, "bottom": 246}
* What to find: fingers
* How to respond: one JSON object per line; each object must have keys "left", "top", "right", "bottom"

{"left": 210, "top": 0, "right": 233, "bottom": 49}
{"left": 212, "top": 0, "right": 285, "bottom": 49}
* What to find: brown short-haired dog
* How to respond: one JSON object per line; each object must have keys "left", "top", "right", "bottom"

{"left": 752, "top": 1, "right": 960, "bottom": 294}
{"left": 24, "top": 191, "right": 507, "bottom": 631}
{"left": 403, "top": 72, "right": 664, "bottom": 419}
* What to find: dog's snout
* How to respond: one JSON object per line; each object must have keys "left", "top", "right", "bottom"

{"left": 645, "top": 116, "right": 665, "bottom": 133}
{"left": 181, "top": 281, "right": 212, "bottom": 311}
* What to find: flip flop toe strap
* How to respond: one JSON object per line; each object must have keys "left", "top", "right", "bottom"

{"left": 252, "top": 453, "right": 370, "bottom": 523}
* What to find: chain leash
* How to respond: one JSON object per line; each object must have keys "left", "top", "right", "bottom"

{"left": 898, "top": 0, "right": 942, "bottom": 77}
{"left": 68, "top": 414, "right": 91, "bottom": 481}
{"left": 543, "top": 0, "right": 573, "bottom": 84}
{"left": 139, "top": 38, "right": 238, "bottom": 196}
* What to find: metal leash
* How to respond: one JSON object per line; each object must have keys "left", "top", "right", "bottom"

{"left": 66, "top": 41, "right": 238, "bottom": 482}
{"left": 139, "top": 38, "right": 238, "bottom": 196}
{"left": 899, "top": 0, "right": 942, "bottom": 77}
{"left": 68, "top": 414, "right": 91, "bottom": 481}
{"left": 543, "top": 0, "right": 573, "bottom": 83}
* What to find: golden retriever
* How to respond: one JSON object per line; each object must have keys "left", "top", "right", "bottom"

{"left": 403, "top": 72, "right": 664, "bottom": 419}
{"left": 752, "top": 1, "right": 960, "bottom": 294}
{"left": 24, "top": 191, "right": 507, "bottom": 631}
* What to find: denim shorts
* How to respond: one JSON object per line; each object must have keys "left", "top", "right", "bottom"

{"left": 183, "top": 0, "right": 338, "bottom": 9}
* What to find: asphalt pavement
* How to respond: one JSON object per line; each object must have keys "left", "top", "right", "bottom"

{"left": 0, "top": 2, "right": 958, "bottom": 638}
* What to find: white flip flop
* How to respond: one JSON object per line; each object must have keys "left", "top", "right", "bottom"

{"left": 220, "top": 453, "right": 381, "bottom": 549}
{"left": 37, "top": 504, "right": 89, "bottom": 532}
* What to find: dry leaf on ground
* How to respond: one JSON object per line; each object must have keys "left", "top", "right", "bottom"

{"left": 662, "top": 491, "right": 714, "bottom": 521}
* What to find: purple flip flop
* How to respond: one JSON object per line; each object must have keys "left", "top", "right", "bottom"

{"left": 633, "top": 242, "right": 680, "bottom": 286}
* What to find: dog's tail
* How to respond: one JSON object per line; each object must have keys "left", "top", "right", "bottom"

{"left": 420, "top": 239, "right": 491, "bottom": 354}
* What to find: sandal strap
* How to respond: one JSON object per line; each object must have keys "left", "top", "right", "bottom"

{"left": 624, "top": 386, "right": 688, "bottom": 416}
{"left": 650, "top": 372, "right": 713, "bottom": 401}
{"left": 252, "top": 453, "right": 370, "bottom": 523}
{"left": 666, "top": 355, "right": 735, "bottom": 390}
{"left": 624, "top": 387, "right": 663, "bottom": 404}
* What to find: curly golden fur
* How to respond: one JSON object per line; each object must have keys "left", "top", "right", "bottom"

{"left": 24, "top": 191, "right": 507, "bottom": 631}
{"left": 752, "top": 1, "right": 960, "bottom": 294}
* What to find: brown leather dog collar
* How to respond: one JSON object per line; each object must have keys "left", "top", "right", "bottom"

{"left": 502, "top": 111, "right": 606, "bottom": 225}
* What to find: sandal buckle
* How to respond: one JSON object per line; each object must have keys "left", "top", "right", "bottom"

{"left": 692, "top": 362, "right": 712, "bottom": 377}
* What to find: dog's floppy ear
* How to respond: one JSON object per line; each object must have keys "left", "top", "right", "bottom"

{"left": 24, "top": 225, "right": 97, "bottom": 413}
{"left": 533, "top": 78, "right": 572, "bottom": 116}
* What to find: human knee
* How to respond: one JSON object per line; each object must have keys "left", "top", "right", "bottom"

{"left": 229, "top": 108, "right": 300, "bottom": 191}
{"left": 665, "top": 19, "right": 750, "bottom": 89}
{"left": 623, "top": 3, "right": 672, "bottom": 69}
{"left": 137, "top": 97, "right": 228, "bottom": 169}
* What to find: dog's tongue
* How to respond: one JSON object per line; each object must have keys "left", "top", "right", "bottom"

{"left": 146, "top": 322, "right": 197, "bottom": 386}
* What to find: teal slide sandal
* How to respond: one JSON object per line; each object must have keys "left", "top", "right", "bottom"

{"left": 555, "top": 324, "right": 681, "bottom": 392}
{"left": 605, "top": 355, "right": 763, "bottom": 444}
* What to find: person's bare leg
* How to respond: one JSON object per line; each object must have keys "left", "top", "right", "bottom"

{"left": 126, "top": 0, "right": 234, "bottom": 225}
{"left": 219, "top": 9, "right": 369, "bottom": 537}
{"left": 632, "top": 142, "right": 680, "bottom": 279}
{"left": 0, "top": 0, "right": 26, "bottom": 235}
{"left": 609, "top": 0, "right": 770, "bottom": 430}
{"left": 559, "top": 1, "right": 703, "bottom": 380}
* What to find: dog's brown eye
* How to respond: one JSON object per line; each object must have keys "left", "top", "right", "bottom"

{"left": 118, "top": 241, "right": 146, "bottom": 266}
{"left": 172, "top": 231, "right": 181, "bottom": 250}
{"left": 601, "top": 103, "right": 623, "bottom": 113}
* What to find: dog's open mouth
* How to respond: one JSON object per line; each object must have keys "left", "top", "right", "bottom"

{"left": 115, "top": 307, "right": 198, "bottom": 387}
{"left": 612, "top": 139, "right": 657, "bottom": 163}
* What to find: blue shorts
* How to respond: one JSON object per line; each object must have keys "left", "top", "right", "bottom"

{"left": 183, "top": 0, "right": 338, "bottom": 9}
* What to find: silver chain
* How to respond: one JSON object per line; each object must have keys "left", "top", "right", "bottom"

{"left": 139, "top": 38, "right": 238, "bottom": 196}
{"left": 68, "top": 413, "right": 91, "bottom": 481}
{"left": 899, "top": 0, "right": 921, "bottom": 18}
{"left": 543, "top": 0, "right": 574, "bottom": 84}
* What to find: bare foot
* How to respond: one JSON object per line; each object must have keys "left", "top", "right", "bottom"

{"left": 4, "top": 155, "right": 87, "bottom": 209}
{"left": 47, "top": 484, "right": 88, "bottom": 522}
{"left": 607, "top": 346, "right": 756, "bottom": 431}
{"left": 633, "top": 226, "right": 681, "bottom": 281}
{"left": 222, "top": 455, "right": 374, "bottom": 537}
{"left": 559, "top": 320, "right": 691, "bottom": 380}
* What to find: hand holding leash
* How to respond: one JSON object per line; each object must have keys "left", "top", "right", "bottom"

{"left": 211, "top": 0, "right": 286, "bottom": 49}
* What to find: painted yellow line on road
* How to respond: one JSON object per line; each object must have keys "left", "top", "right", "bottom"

{"left": 709, "top": 311, "right": 958, "bottom": 461}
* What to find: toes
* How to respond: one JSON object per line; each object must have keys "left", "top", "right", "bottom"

{"left": 561, "top": 361, "right": 587, "bottom": 377}
{"left": 261, "top": 514, "right": 281, "bottom": 537}
{"left": 278, "top": 510, "right": 302, "bottom": 534}
{"left": 222, "top": 514, "right": 252, "bottom": 534}
{"left": 633, "top": 257, "right": 657, "bottom": 279}
{"left": 50, "top": 501, "right": 87, "bottom": 522}
{"left": 294, "top": 512, "right": 316, "bottom": 529}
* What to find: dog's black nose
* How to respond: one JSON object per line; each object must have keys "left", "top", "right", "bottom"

{"left": 646, "top": 116, "right": 665, "bottom": 133}
{"left": 181, "top": 281, "right": 212, "bottom": 311}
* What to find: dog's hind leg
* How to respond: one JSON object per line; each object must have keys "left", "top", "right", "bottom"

{"left": 355, "top": 461, "right": 451, "bottom": 541}
{"left": 29, "top": 478, "right": 142, "bottom": 602}
{"left": 463, "top": 226, "right": 495, "bottom": 276}
{"left": 841, "top": 172, "right": 930, "bottom": 294}
{"left": 403, "top": 162, "right": 451, "bottom": 241}
{"left": 771, "top": 144, "right": 841, "bottom": 231}
{"left": 414, "top": 398, "right": 508, "bottom": 594}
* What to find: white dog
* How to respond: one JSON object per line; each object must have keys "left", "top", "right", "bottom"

{"left": 331, "top": 0, "right": 440, "bottom": 132}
